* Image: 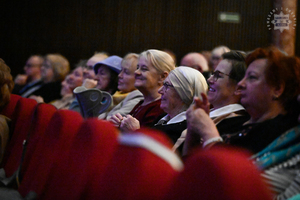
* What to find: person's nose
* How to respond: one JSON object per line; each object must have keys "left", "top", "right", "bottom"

{"left": 158, "top": 86, "right": 164, "bottom": 94}
{"left": 236, "top": 77, "right": 246, "bottom": 91}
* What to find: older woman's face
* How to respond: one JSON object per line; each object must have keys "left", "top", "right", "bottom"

{"left": 207, "top": 60, "right": 237, "bottom": 109}
{"left": 67, "top": 67, "right": 84, "bottom": 90}
{"left": 61, "top": 76, "right": 72, "bottom": 96}
{"left": 118, "top": 58, "right": 137, "bottom": 93}
{"left": 95, "top": 65, "right": 111, "bottom": 91}
{"left": 158, "top": 76, "right": 184, "bottom": 116}
{"left": 237, "top": 59, "right": 274, "bottom": 114}
{"left": 134, "top": 56, "right": 161, "bottom": 92}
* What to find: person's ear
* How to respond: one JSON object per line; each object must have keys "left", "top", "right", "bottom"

{"left": 272, "top": 82, "right": 285, "bottom": 100}
{"left": 158, "top": 71, "right": 169, "bottom": 85}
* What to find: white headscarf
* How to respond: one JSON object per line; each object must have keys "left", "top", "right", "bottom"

{"left": 168, "top": 66, "right": 208, "bottom": 106}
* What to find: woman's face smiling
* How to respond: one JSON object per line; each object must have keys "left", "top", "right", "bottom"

{"left": 95, "top": 65, "right": 111, "bottom": 91}
{"left": 134, "top": 56, "right": 161, "bottom": 93}
{"left": 158, "top": 76, "right": 184, "bottom": 118}
{"left": 207, "top": 60, "right": 237, "bottom": 109}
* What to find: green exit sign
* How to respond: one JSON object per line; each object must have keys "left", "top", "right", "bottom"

{"left": 218, "top": 12, "right": 240, "bottom": 23}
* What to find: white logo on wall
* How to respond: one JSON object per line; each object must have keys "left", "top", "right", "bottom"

{"left": 267, "top": 7, "right": 296, "bottom": 32}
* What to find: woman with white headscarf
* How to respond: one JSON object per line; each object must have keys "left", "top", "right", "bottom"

{"left": 120, "top": 66, "right": 208, "bottom": 147}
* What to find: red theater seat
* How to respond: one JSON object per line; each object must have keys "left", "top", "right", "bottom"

{"left": 18, "top": 110, "right": 83, "bottom": 198}
{"left": 85, "top": 128, "right": 184, "bottom": 200}
{"left": 18, "top": 103, "right": 57, "bottom": 179}
{"left": 42, "top": 119, "right": 119, "bottom": 200}
{"left": 164, "top": 146, "right": 272, "bottom": 200}
{"left": 0, "top": 97, "right": 37, "bottom": 173}
{"left": 0, "top": 94, "right": 22, "bottom": 119}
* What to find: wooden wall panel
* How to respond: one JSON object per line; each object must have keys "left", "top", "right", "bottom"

{"left": 1, "top": 0, "right": 290, "bottom": 77}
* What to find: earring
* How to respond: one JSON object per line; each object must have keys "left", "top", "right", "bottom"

{"left": 272, "top": 95, "right": 279, "bottom": 100}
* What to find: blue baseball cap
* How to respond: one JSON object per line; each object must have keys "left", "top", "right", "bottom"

{"left": 93, "top": 55, "right": 122, "bottom": 74}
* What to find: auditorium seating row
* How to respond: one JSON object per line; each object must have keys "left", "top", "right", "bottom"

{"left": 0, "top": 94, "right": 272, "bottom": 200}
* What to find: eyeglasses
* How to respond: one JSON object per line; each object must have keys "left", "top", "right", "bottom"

{"left": 211, "top": 70, "right": 230, "bottom": 82}
{"left": 25, "top": 64, "right": 41, "bottom": 68}
{"left": 162, "top": 82, "right": 174, "bottom": 90}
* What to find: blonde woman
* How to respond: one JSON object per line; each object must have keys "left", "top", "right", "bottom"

{"left": 110, "top": 49, "right": 175, "bottom": 129}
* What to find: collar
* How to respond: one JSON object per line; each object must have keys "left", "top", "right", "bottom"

{"left": 209, "top": 104, "right": 245, "bottom": 118}
{"left": 156, "top": 111, "right": 187, "bottom": 125}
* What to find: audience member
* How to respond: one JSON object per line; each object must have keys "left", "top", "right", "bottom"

{"left": 50, "top": 61, "right": 85, "bottom": 109}
{"left": 12, "top": 55, "right": 43, "bottom": 95}
{"left": 184, "top": 46, "right": 300, "bottom": 155}
{"left": 98, "top": 53, "right": 144, "bottom": 120}
{"left": 24, "top": 54, "right": 70, "bottom": 103}
{"left": 207, "top": 51, "right": 249, "bottom": 132}
{"left": 211, "top": 45, "right": 230, "bottom": 70}
{"left": 70, "top": 55, "right": 122, "bottom": 116}
{"left": 109, "top": 49, "right": 175, "bottom": 128}
{"left": 83, "top": 52, "right": 109, "bottom": 80}
{"left": 0, "top": 59, "right": 14, "bottom": 162}
{"left": 180, "top": 52, "right": 210, "bottom": 79}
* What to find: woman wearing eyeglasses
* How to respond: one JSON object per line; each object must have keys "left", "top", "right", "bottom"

{"left": 207, "top": 51, "right": 249, "bottom": 133}
{"left": 113, "top": 66, "right": 207, "bottom": 153}
{"left": 109, "top": 49, "right": 175, "bottom": 128}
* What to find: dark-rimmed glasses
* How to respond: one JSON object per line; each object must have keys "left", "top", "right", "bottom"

{"left": 211, "top": 70, "right": 230, "bottom": 82}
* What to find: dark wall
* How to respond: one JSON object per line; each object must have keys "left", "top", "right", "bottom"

{"left": 0, "top": 0, "right": 283, "bottom": 77}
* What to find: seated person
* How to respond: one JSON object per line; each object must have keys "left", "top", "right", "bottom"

{"left": 12, "top": 55, "right": 43, "bottom": 95}
{"left": 50, "top": 62, "right": 85, "bottom": 109}
{"left": 26, "top": 54, "right": 70, "bottom": 103}
{"left": 180, "top": 52, "right": 211, "bottom": 79}
{"left": 110, "top": 49, "right": 175, "bottom": 128}
{"left": 207, "top": 50, "right": 249, "bottom": 134}
{"left": 70, "top": 55, "right": 122, "bottom": 116}
{"left": 0, "top": 58, "right": 14, "bottom": 162}
{"left": 210, "top": 45, "right": 230, "bottom": 70}
{"left": 99, "top": 53, "right": 144, "bottom": 120}
{"left": 183, "top": 46, "right": 300, "bottom": 156}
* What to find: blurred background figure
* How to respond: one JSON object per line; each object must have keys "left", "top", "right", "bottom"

{"left": 70, "top": 55, "right": 122, "bottom": 115}
{"left": 28, "top": 54, "right": 70, "bottom": 103}
{"left": 83, "top": 52, "right": 109, "bottom": 80}
{"left": 0, "top": 58, "right": 14, "bottom": 162}
{"left": 163, "top": 49, "right": 177, "bottom": 65}
{"left": 50, "top": 60, "right": 85, "bottom": 109}
{"left": 211, "top": 45, "right": 230, "bottom": 70}
{"left": 180, "top": 52, "right": 210, "bottom": 80}
{"left": 12, "top": 55, "right": 43, "bottom": 95}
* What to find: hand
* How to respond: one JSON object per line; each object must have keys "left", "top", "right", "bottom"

{"left": 120, "top": 115, "right": 140, "bottom": 132}
{"left": 108, "top": 113, "right": 124, "bottom": 127}
{"left": 186, "top": 94, "right": 219, "bottom": 142}
{"left": 82, "top": 79, "right": 97, "bottom": 89}
{"left": 29, "top": 95, "right": 44, "bottom": 103}
{"left": 14, "top": 74, "right": 28, "bottom": 85}
{"left": 194, "top": 93, "right": 210, "bottom": 115}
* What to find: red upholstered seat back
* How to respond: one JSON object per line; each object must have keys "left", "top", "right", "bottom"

{"left": 0, "top": 94, "right": 22, "bottom": 119}
{"left": 42, "top": 119, "right": 119, "bottom": 200}
{"left": 0, "top": 97, "right": 37, "bottom": 173}
{"left": 18, "top": 110, "right": 83, "bottom": 198}
{"left": 85, "top": 128, "right": 183, "bottom": 200}
{"left": 19, "top": 103, "right": 57, "bottom": 178}
{"left": 164, "top": 146, "right": 272, "bottom": 200}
